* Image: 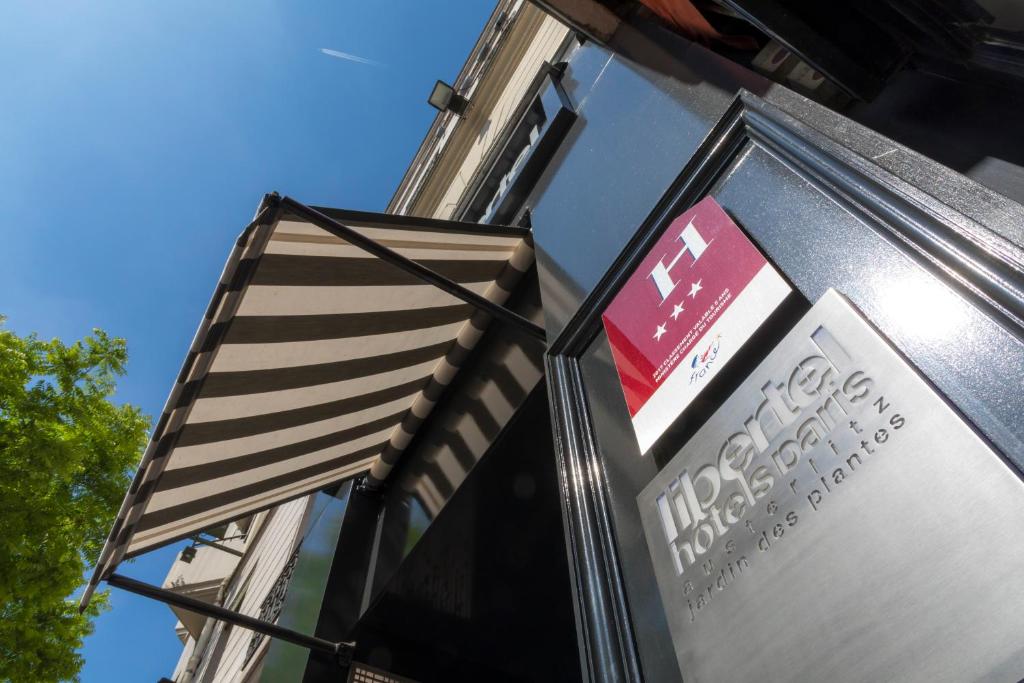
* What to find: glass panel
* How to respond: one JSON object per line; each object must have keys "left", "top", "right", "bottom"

{"left": 256, "top": 483, "right": 353, "bottom": 680}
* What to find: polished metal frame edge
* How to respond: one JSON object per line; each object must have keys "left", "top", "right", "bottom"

{"left": 736, "top": 93, "right": 1024, "bottom": 340}
{"left": 543, "top": 95, "right": 752, "bottom": 683}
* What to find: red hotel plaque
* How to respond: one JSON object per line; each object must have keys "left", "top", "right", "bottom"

{"left": 601, "top": 197, "right": 791, "bottom": 452}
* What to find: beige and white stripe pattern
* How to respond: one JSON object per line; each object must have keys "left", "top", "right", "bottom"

{"left": 401, "top": 321, "right": 545, "bottom": 519}
{"left": 367, "top": 238, "right": 534, "bottom": 485}
{"left": 82, "top": 200, "right": 533, "bottom": 608}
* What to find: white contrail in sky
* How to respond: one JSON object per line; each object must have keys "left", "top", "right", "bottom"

{"left": 320, "top": 48, "right": 382, "bottom": 67}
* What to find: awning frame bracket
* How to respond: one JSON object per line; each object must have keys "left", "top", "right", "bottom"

{"left": 275, "top": 195, "right": 546, "bottom": 342}
{"left": 106, "top": 573, "right": 355, "bottom": 669}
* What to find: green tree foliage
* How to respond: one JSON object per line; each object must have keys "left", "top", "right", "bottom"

{"left": 0, "top": 318, "right": 149, "bottom": 682}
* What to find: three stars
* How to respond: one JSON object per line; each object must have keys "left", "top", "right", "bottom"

{"left": 654, "top": 280, "right": 703, "bottom": 341}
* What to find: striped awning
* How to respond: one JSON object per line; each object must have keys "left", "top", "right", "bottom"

{"left": 82, "top": 196, "right": 535, "bottom": 606}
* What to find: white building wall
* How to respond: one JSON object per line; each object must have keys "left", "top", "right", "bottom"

{"left": 172, "top": 637, "right": 197, "bottom": 681}
{"left": 433, "top": 14, "right": 570, "bottom": 219}
{"left": 190, "top": 497, "right": 309, "bottom": 682}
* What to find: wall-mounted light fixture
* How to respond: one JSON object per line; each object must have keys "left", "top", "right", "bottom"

{"left": 427, "top": 80, "right": 470, "bottom": 117}
{"left": 178, "top": 533, "right": 247, "bottom": 563}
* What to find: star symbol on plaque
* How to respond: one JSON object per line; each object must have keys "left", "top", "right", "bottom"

{"left": 671, "top": 302, "right": 685, "bottom": 320}
{"left": 653, "top": 323, "right": 667, "bottom": 342}
{"left": 688, "top": 279, "right": 703, "bottom": 299}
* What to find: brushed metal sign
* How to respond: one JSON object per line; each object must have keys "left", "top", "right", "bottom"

{"left": 639, "top": 290, "right": 1024, "bottom": 682}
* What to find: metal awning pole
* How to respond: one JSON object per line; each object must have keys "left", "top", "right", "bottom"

{"left": 106, "top": 573, "right": 354, "bottom": 666}
{"left": 277, "top": 196, "right": 546, "bottom": 342}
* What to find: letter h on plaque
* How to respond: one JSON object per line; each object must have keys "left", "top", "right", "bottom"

{"left": 648, "top": 221, "right": 711, "bottom": 302}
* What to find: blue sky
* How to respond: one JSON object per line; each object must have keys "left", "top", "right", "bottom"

{"left": 0, "top": 1, "right": 495, "bottom": 679}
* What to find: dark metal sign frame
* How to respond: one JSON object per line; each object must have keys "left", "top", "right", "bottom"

{"left": 544, "top": 90, "right": 1024, "bottom": 681}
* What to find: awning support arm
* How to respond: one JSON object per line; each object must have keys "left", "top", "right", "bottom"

{"left": 277, "top": 196, "right": 546, "bottom": 342}
{"left": 106, "top": 573, "right": 354, "bottom": 668}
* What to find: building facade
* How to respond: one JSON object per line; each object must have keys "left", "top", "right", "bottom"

{"left": 160, "top": 2, "right": 578, "bottom": 681}
{"left": 102, "top": 0, "right": 1024, "bottom": 681}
